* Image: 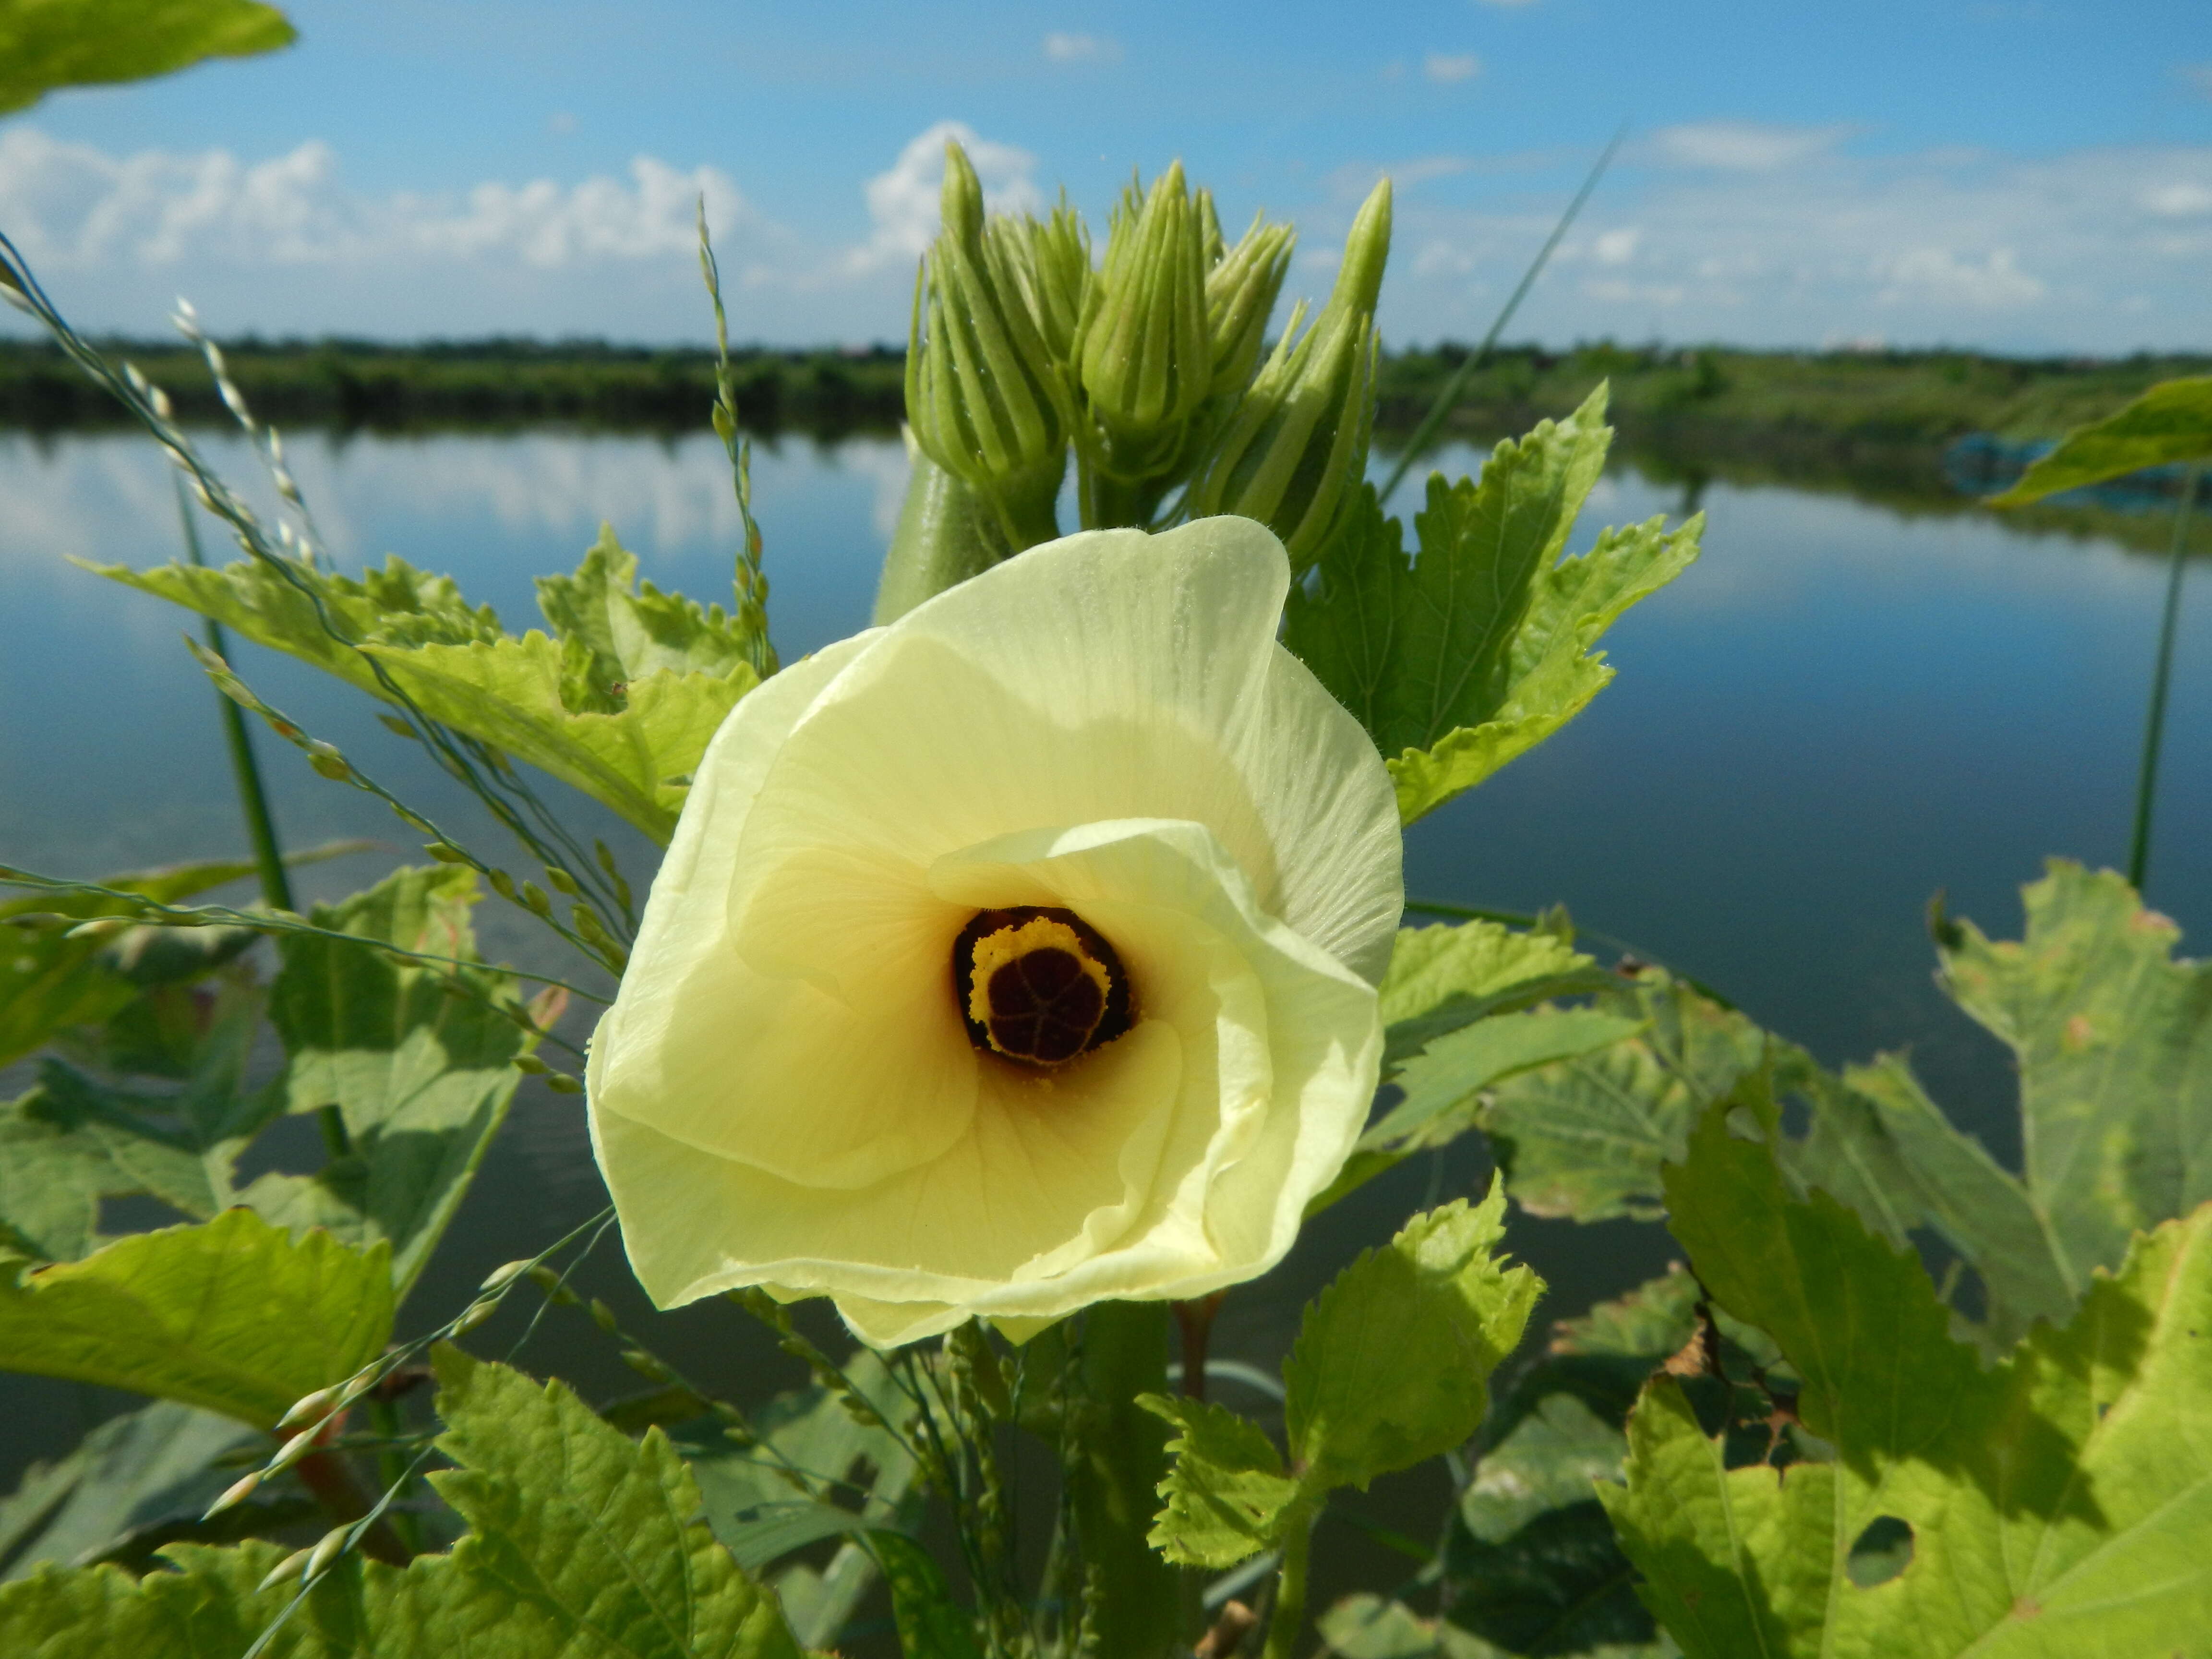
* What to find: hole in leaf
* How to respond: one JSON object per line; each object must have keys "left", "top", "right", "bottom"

{"left": 1721, "top": 1105, "right": 1764, "bottom": 1142}
{"left": 1846, "top": 1515, "right": 1914, "bottom": 1587}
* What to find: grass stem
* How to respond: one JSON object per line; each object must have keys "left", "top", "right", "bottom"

{"left": 1374, "top": 122, "right": 1626, "bottom": 506}
{"left": 175, "top": 478, "right": 351, "bottom": 1160}
{"left": 2128, "top": 464, "right": 2199, "bottom": 892}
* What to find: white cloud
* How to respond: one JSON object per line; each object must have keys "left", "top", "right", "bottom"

{"left": 0, "top": 125, "right": 751, "bottom": 272}
{"left": 1650, "top": 121, "right": 1851, "bottom": 173}
{"left": 1424, "top": 52, "right": 1481, "bottom": 84}
{"left": 2183, "top": 62, "right": 2212, "bottom": 98}
{"left": 2142, "top": 180, "right": 2212, "bottom": 217}
{"left": 848, "top": 120, "right": 1040, "bottom": 272}
{"left": 0, "top": 120, "right": 1037, "bottom": 341}
{"left": 1381, "top": 142, "right": 2212, "bottom": 352}
{"left": 1592, "top": 226, "right": 1640, "bottom": 265}
{"left": 1043, "top": 32, "right": 1119, "bottom": 63}
{"left": 1877, "top": 245, "right": 2045, "bottom": 308}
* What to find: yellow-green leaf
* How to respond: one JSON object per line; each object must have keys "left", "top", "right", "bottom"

{"left": 364, "top": 633, "right": 755, "bottom": 842}
{"left": 0, "top": 0, "right": 293, "bottom": 116}
{"left": 1137, "top": 1395, "right": 1301, "bottom": 1569}
{"left": 1605, "top": 1112, "right": 2212, "bottom": 1658}
{"left": 1990, "top": 375, "right": 2212, "bottom": 505}
{"left": 1284, "top": 1184, "right": 1542, "bottom": 1494}
{"left": 0, "top": 1208, "right": 392, "bottom": 1430}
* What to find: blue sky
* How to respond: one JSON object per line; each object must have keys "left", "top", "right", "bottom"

{"left": 4, "top": 0, "right": 2210, "bottom": 352}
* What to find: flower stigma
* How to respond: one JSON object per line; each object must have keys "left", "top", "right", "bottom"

{"left": 951, "top": 905, "right": 1134, "bottom": 1066}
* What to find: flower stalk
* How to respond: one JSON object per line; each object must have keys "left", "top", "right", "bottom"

{"left": 1066, "top": 1301, "right": 1184, "bottom": 1659}
{"left": 874, "top": 444, "right": 1013, "bottom": 623}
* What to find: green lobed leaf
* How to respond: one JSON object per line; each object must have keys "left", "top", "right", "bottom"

{"left": 1377, "top": 916, "right": 1601, "bottom": 1067}
{"left": 1428, "top": 1271, "right": 1731, "bottom": 1659}
{"left": 1287, "top": 389, "right": 1612, "bottom": 759}
{"left": 1285, "top": 387, "right": 1700, "bottom": 824}
{"left": 3, "top": 975, "right": 276, "bottom": 1266}
{"left": 0, "top": 853, "right": 301, "bottom": 1070}
{"left": 1989, "top": 375, "right": 2212, "bottom": 505}
{"left": 237, "top": 865, "right": 529, "bottom": 1296}
{"left": 1936, "top": 858, "right": 2212, "bottom": 1310}
{"left": 1603, "top": 1110, "right": 2212, "bottom": 1657}
{"left": 874, "top": 1531, "right": 986, "bottom": 1659}
{"left": 1137, "top": 1394, "right": 1302, "bottom": 1569}
{"left": 0, "top": 1041, "right": 251, "bottom": 1264}
{"left": 91, "top": 550, "right": 504, "bottom": 692}
{"left": 1785, "top": 1054, "right": 2074, "bottom": 1349}
{"left": 1446, "top": 1492, "right": 1668, "bottom": 1659}
{"left": 0, "top": 1351, "right": 804, "bottom": 1658}
{"left": 362, "top": 632, "right": 755, "bottom": 842}
{"left": 386, "top": 1346, "right": 803, "bottom": 1659}
{"left": 1311, "top": 1007, "right": 1641, "bottom": 1216}
{"left": 674, "top": 1348, "right": 922, "bottom": 1649}
{"left": 1450, "top": 1399, "right": 1669, "bottom": 1657}
{"left": 0, "top": 1207, "right": 393, "bottom": 1429}
{"left": 0, "top": 1539, "right": 362, "bottom": 1659}
{"left": 535, "top": 523, "right": 766, "bottom": 709}
{"left": 0, "top": 0, "right": 293, "bottom": 115}
{"left": 0, "top": 1400, "right": 258, "bottom": 1583}
{"left": 1478, "top": 969, "right": 1776, "bottom": 1223}
{"left": 1284, "top": 1183, "right": 1543, "bottom": 1494}
{"left": 1384, "top": 508, "right": 1696, "bottom": 826}
{"left": 101, "top": 537, "right": 760, "bottom": 842}
{"left": 1319, "top": 1594, "right": 1494, "bottom": 1659}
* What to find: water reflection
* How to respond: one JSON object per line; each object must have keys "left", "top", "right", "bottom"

{"left": 2, "top": 424, "right": 2209, "bottom": 1524}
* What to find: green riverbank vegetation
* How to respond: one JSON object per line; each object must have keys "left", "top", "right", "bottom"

{"left": 3, "top": 334, "right": 2205, "bottom": 555}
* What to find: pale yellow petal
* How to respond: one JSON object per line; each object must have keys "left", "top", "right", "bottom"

{"left": 587, "top": 634, "right": 876, "bottom": 1134}
{"left": 591, "top": 634, "right": 986, "bottom": 1189}
{"left": 732, "top": 518, "right": 1398, "bottom": 980}
{"left": 593, "top": 817, "right": 1383, "bottom": 1330}
{"left": 589, "top": 1018, "right": 1185, "bottom": 1307}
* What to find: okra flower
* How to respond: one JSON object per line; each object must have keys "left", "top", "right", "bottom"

{"left": 586, "top": 517, "right": 1401, "bottom": 1346}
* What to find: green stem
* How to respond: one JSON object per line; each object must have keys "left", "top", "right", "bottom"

{"left": 1373, "top": 122, "right": 1626, "bottom": 506}
{"left": 1262, "top": 1506, "right": 1317, "bottom": 1659}
{"left": 1068, "top": 1301, "right": 1180, "bottom": 1659}
{"left": 176, "top": 478, "right": 293, "bottom": 916}
{"left": 173, "top": 479, "right": 352, "bottom": 1160}
{"left": 2128, "top": 463, "right": 2199, "bottom": 893}
{"left": 366, "top": 1396, "right": 422, "bottom": 1554}
{"left": 874, "top": 445, "right": 1010, "bottom": 623}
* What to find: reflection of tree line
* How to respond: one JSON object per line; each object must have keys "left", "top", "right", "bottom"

{"left": 1384, "top": 408, "right": 2212, "bottom": 563}
{"left": 5, "top": 337, "right": 2205, "bottom": 555}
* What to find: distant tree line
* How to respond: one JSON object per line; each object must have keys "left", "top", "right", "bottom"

{"left": 1, "top": 334, "right": 2204, "bottom": 459}
{"left": 0, "top": 337, "right": 909, "bottom": 435}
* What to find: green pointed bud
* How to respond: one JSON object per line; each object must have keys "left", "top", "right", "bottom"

{"left": 1074, "top": 161, "right": 1210, "bottom": 460}
{"left": 1205, "top": 211, "right": 1295, "bottom": 398}
{"left": 1190, "top": 179, "right": 1391, "bottom": 573}
{"left": 1331, "top": 174, "right": 1393, "bottom": 321}
{"left": 904, "top": 139, "right": 1068, "bottom": 555}
{"left": 997, "top": 202, "right": 1088, "bottom": 368}
{"left": 1195, "top": 187, "right": 1226, "bottom": 268}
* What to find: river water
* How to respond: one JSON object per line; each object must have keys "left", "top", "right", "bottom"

{"left": 3, "top": 424, "right": 2209, "bottom": 1584}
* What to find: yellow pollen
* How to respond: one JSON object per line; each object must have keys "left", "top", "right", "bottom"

{"left": 965, "top": 916, "right": 1112, "bottom": 1033}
